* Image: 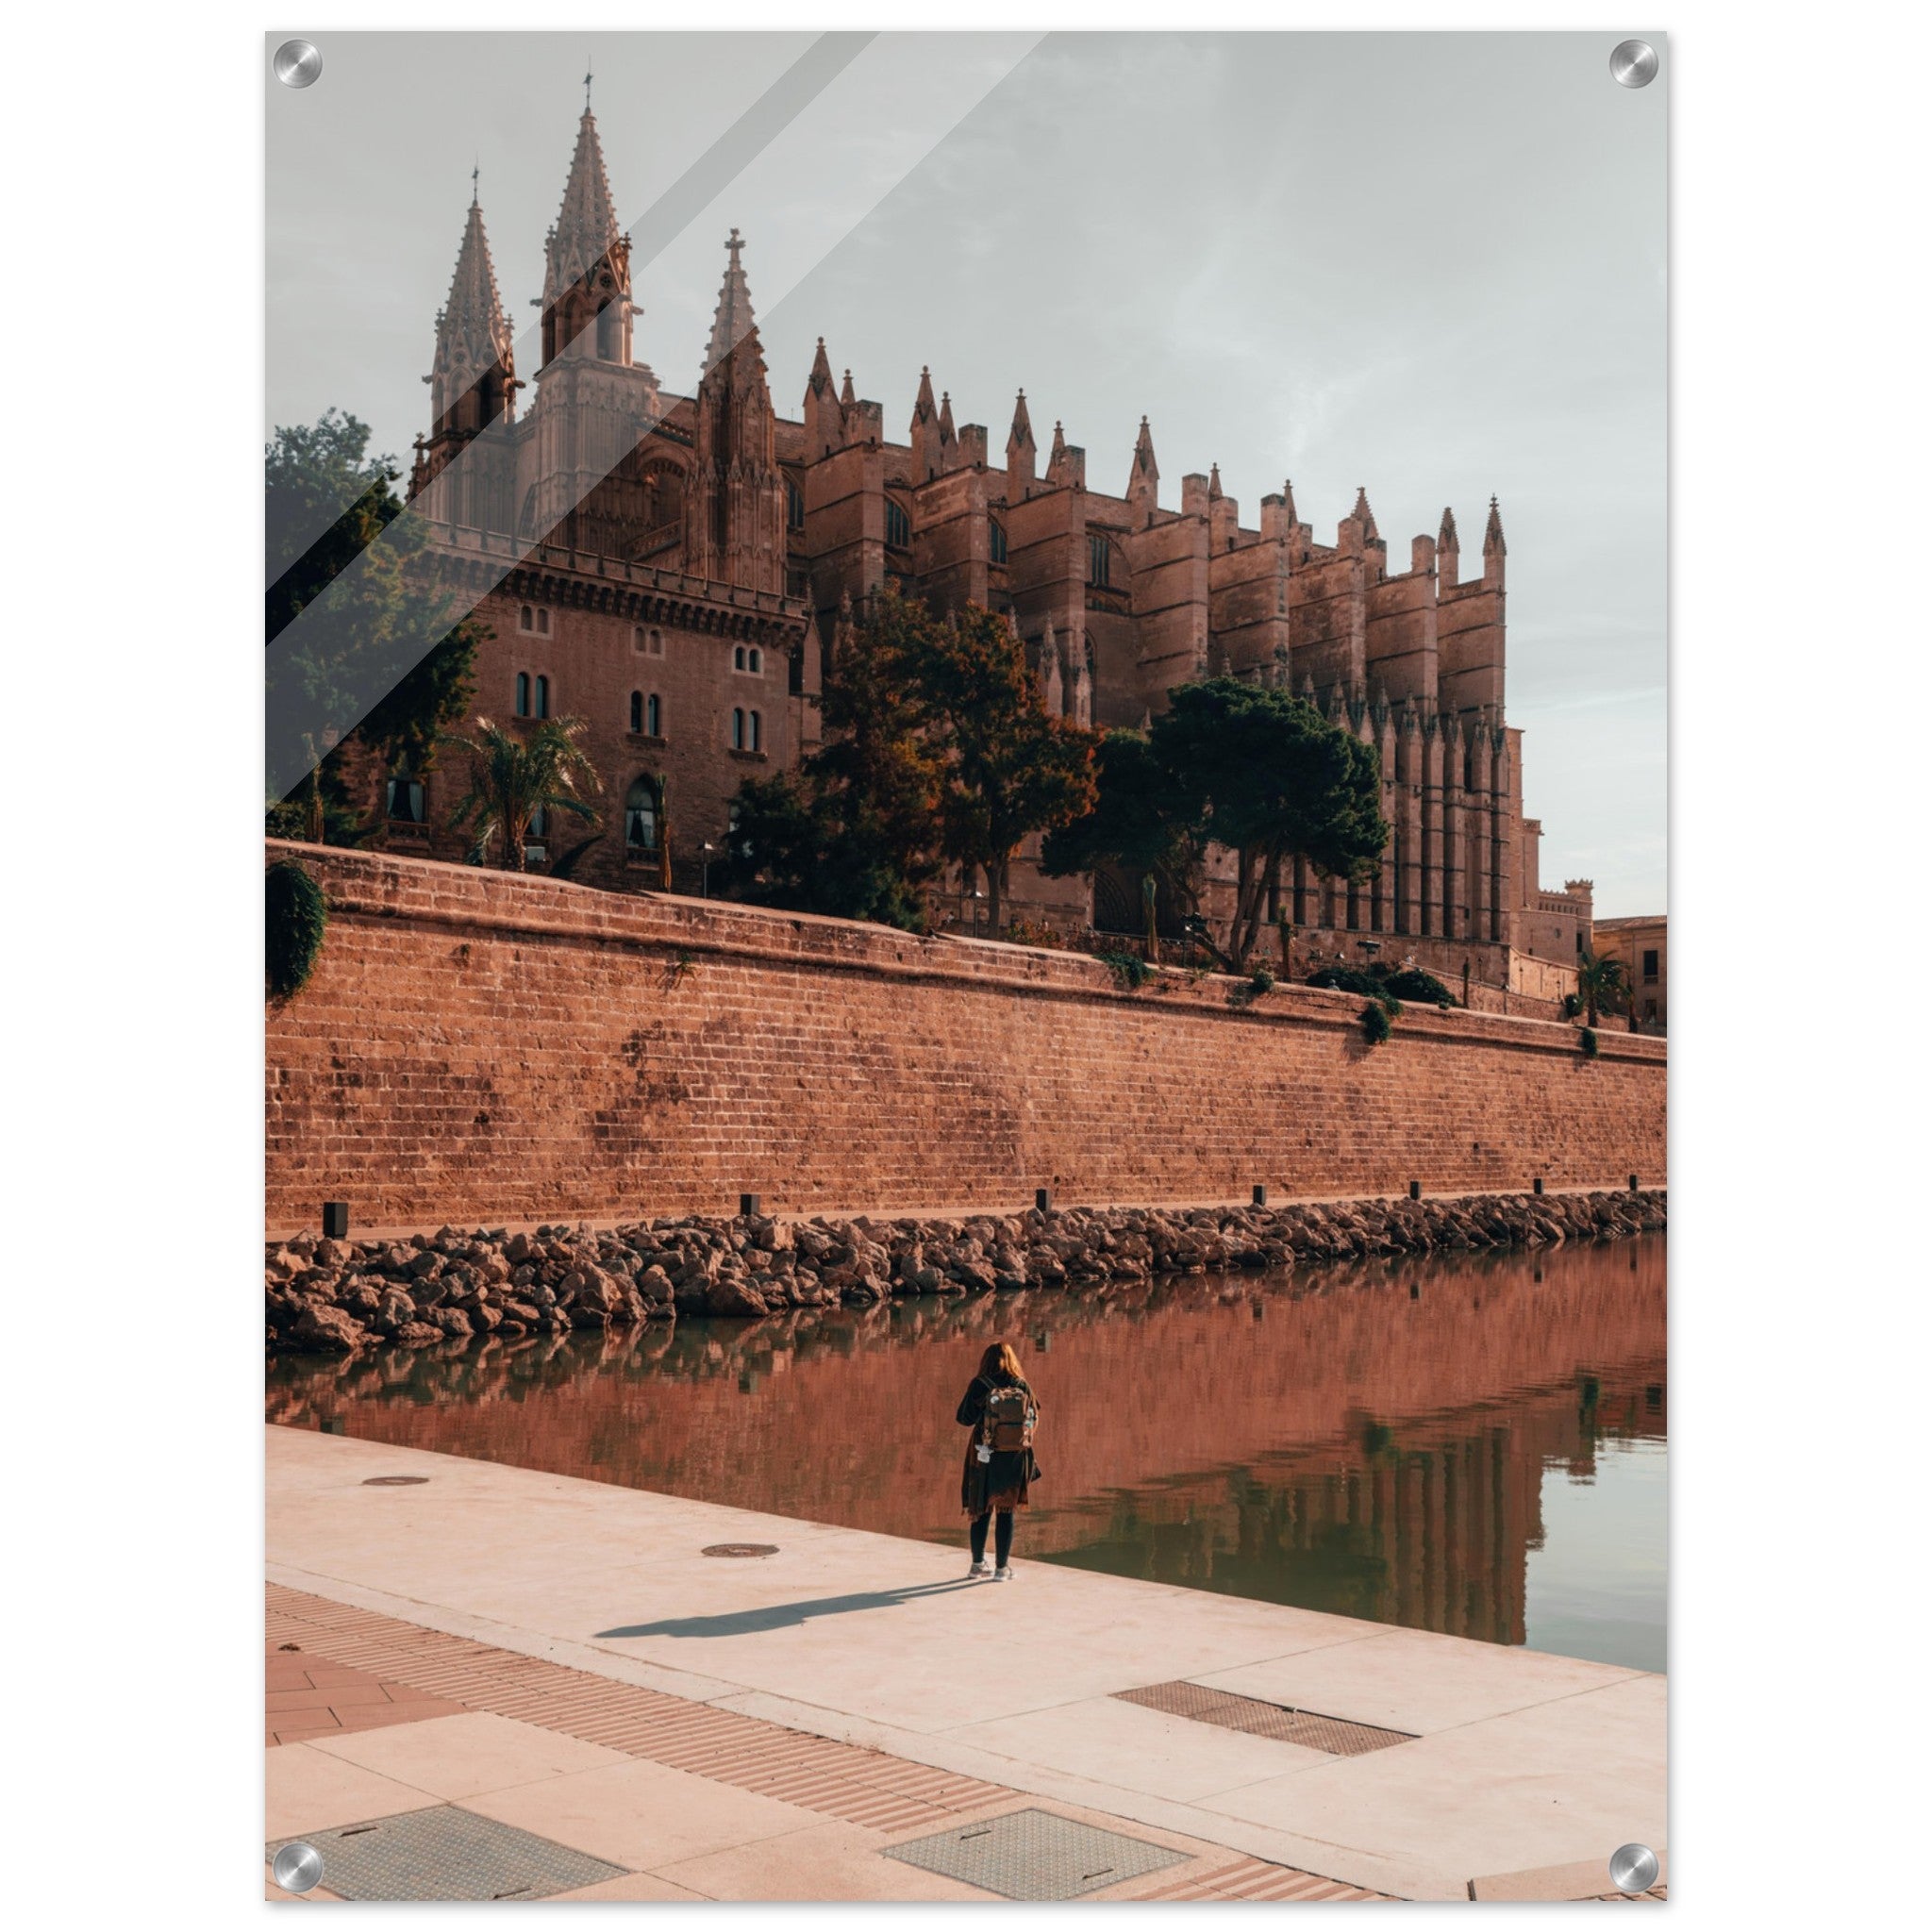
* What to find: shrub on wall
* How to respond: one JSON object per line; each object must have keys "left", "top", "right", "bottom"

{"left": 1097, "top": 951, "right": 1153, "bottom": 990}
{"left": 1579, "top": 1025, "right": 1600, "bottom": 1058}
{"left": 266, "top": 859, "right": 327, "bottom": 1001}
{"left": 1562, "top": 991, "right": 1583, "bottom": 1020}
{"left": 1360, "top": 1000, "right": 1392, "bottom": 1045}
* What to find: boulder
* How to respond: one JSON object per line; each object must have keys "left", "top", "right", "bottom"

{"left": 291, "top": 1303, "right": 366, "bottom": 1354}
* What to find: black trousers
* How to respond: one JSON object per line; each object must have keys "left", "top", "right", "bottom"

{"left": 969, "top": 1507, "right": 1014, "bottom": 1566}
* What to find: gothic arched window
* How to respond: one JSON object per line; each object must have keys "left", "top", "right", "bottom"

{"left": 625, "top": 778, "right": 659, "bottom": 852}
{"left": 748, "top": 647, "right": 762, "bottom": 675}
{"left": 629, "top": 691, "right": 643, "bottom": 733}
{"left": 989, "top": 518, "right": 1008, "bottom": 566}
{"left": 886, "top": 499, "right": 911, "bottom": 550}
{"left": 534, "top": 675, "right": 551, "bottom": 719}
{"left": 515, "top": 672, "right": 531, "bottom": 717}
{"left": 1088, "top": 533, "right": 1111, "bottom": 588}
{"left": 731, "top": 708, "right": 746, "bottom": 750}
{"left": 647, "top": 693, "right": 661, "bottom": 737}
{"left": 748, "top": 709, "right": 763, "bottom": 753}
{"left": 785, "top": 475, "right": 805, "bottom": 530}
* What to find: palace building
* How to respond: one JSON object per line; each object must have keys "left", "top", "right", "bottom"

{"left": 391, "top": 103, "right": 1588, "bottom": 1003}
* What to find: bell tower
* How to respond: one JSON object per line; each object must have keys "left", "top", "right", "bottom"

{"left": 521, "top": 90, "right": 662, "bottom": 556}
{"left": 682, "top": 229, "right": 784, "bottom": 594}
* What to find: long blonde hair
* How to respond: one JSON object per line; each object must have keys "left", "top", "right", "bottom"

{"left": 978, "top": 1341, "right": 1024, "bottom": 1383}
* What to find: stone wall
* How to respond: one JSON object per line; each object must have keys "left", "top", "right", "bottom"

{"left": 264, "top": 841, "right": 1666, "bottom": 1235}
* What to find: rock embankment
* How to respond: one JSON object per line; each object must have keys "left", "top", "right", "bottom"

{"left": 266, "top": 1189, "right": 1664, "bottom": 1356}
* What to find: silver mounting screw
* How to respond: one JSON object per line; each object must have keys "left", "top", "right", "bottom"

{"left": 1608, "top": 1843, "right": 1659, "bottom": 1893}
{"left": 1609, "top": 41, "right": 1658, "bottom": 89}
{"left": 274, "top": 41, "right": 323, "bottom": 90}
{"left": 272, "top": 1841, "right": 325, "bottom": 1892}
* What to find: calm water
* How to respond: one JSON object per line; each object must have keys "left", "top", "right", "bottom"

{"left": 267, "top": 1233, "right": 1667, "bottom": 1672}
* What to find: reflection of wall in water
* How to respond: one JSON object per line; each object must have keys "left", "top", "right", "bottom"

{"left": 1055, "top": 1366, "right": 1663, "bottom": 1645}
{"left": 269, "top": 1239, "right": 1664, "bottom": 1646}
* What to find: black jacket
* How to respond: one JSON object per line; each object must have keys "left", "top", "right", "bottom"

{"left": 958, "top": 1371, "right": 1041, "bottom": 1509}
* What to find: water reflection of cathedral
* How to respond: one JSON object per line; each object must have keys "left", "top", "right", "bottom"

{"left": 1067, "top": 1369, "right": 1664, "bottom": 1647}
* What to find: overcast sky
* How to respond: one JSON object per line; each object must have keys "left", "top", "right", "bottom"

{"left": 268, "top": 31, "right": 1666, "bottom": 915}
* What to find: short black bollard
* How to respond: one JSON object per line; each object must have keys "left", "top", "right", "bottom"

{"left": 1408, "top": 1180, "right": 1422, "bottom": 1201}
{"left": 739, "top": 1192, "right": 761, "bottom": 1218}
{"left": 1629, "top": 1174, "right": 1640, "bottom": 1192}
{"left": 1252, "top": 1184, "right": 1268, "bottom": 1208}
{"left": 1533, "top": 1177, "right": 1544, "bottom": 1196}
{"left": 1409, "top": 1282, "right": 1421, "bottom": 1300}
{"left": 322, "top": 1201, "right": 349, "bottom": 1240}
{"left": 1035, "top": 1188, "right": 1053, "bottom": 1213}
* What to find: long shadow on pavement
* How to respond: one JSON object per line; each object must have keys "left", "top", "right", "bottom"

{"left": 596, "top": 1578, "right": 988, "bottom": 1639}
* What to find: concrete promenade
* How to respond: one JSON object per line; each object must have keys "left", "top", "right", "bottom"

{"left": 266, "top": 1424, "right": 1667, "bottom": 1904}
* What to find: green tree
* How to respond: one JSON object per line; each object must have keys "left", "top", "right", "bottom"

{"left": 441, "top": 716, "right": 603, "bottom": 873}
{"left": 1043, "top": 678, "right": 1389, "bottom": 970}
{"left": 719, "top": 587, "right": 1094, "bottom": 932}
{"left": 1041, "top": 728, "right": 1193, "bottom": 956}
{"left": 1575, "top": 949, "right": 1628, "bottom": 1029}
{"left": 265, "top": 408, "right": 482, "bottom": 841}
{"left": 912, "top": 602, "right": 1097, "bottom": 930}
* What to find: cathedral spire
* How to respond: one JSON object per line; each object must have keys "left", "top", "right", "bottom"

{"left": 910, "top": 366, "right": 943, "bottom": 478}
{"left": 841, "top": 368, "right": 856, "bottom": 406}
{"left": 1352, "top": 486, "right": 1378, "bottom": 541}
{"left": 541, "top": 100, "right": 631, "bottom": 366}
{"left": 1208, "top": 462, "right": 1223, "bottom": 500}
{"left": 1126, "top": 415, "right": 1158, "bottom": 522}
{"left": 911, "top": 365, "right": 938, "bottom": 430}
{"left": 425, "top": 189, "right": 516, "bottom": 450}
{"left": 807, "top": 335, "right": 834, "bottom": 397}
{"left": 1483, "top": 495, "right": 1506, "bottom": 557}
{"left": 703, "top": 226, "right": 758, "bottom": 376}
{"left": 1008, "top": 390, "right": 1034, "bottom": 452}
{"left": 1439, "top": 505, "right": 1459, "bottom": 552}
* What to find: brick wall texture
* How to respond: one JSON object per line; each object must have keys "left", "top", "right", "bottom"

{"left": 264, "top": 841, "right": 1666, "bottom": 1234}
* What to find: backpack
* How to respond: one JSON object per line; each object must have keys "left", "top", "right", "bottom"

{"left": 983, "top": 1381, "right": 1035, "bottom": 1454}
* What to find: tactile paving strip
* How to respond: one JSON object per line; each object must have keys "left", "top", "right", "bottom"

{"left": 266, "top": 1806, "right": 625, "bottom": 1901}
{"left": 881, "top": 1807, "right": 1188, "bottom": 1901}
{"left": 1114, "top": 1679, "right": 1416, "bottom": 1757}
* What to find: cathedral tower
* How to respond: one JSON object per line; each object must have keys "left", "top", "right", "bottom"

{"left": 682, "top": 230, "right": 785, "bottom": 594}
{"left": 409, "top": 178, "right": 518, "bottom": 530}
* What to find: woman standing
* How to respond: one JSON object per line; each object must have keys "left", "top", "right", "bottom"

{"left": 957, "top": 1341, "right": 1041, "bottom": 1581}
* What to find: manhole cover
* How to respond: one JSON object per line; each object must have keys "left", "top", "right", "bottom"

{"left": 362, "top": 1476, "right": 430, "bottom": 1487}
{"left": 1114, "top": 1681, "right": 1415, "bottom": 1757}
{"left": 882, "top": 1807, "right": 1186, "bottom": 1902}
{"left": 265, "top": 1807, "right": 623, "bottom": 1902}
{"left": 702, "top": 1542, "right": 778, "bottom": 1557}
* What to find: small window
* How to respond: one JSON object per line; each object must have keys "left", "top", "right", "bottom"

{"left": 385, "top": 773, "right": 425, "bottom": 824}
{"left": 646, "top": 693, "right": 661, "bottom": 737}
{"left": 749, "top": 709, "right": 763, "bottom": 753}
{"left": 515, "top": 672, "right": 531, "bottom": 717}
{"left": 1088, "top": 533, "right": 1111, "bottom": 587}
{"left": 1574, "top": 930, "right": 1583, "bottom": 955}
{"left": 535, "top": 675, "right": 550, "bottom": 719}
{"left": 733, "top": 644, "right": 747, "bottom": 672}
{"left": 989, "top": 518, "right": 1008, "bottom": 566}
{"left": 629, "top": 691, "right": 643, "bottom": 733}
{"left": 785, "top": 475, "right": 805, "bottom": 530}
{"left": 886, "top": 499, "right": 910, "bottom": 550}
{"left": 518, "top": 604, "right": 535, "bottom": 633}
{"left": 731, "top": 708, "right": 746, "bottom": 750}
{"left": 536, "top": 608, "right": 551, "bottom": 637}
{"left": 1642, "top": 949, "right": 1659, "bottom": 982}
{"left": 625, "top": 778, "right": 659, "bottom": 851}
{"left": 649, "top": 628, "right": 663, "bottom": 656}
{"left": 748, "top": 647, "right": 762, "bottom": 675}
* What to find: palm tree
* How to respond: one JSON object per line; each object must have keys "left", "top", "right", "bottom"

{"left": 441, "top": 716, "right": 603, "bottom": 873}
{"left": 1575, "top": 949, "right": 1628, "bottom": 1029}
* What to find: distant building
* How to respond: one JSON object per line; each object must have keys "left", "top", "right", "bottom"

{"left": 386, "top": 99, "right": 1591, "bottom": 1004}
{"left": 1592, "top": 915, "right": 1668, "bottom": 1031}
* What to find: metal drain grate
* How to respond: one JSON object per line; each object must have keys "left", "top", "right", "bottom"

{"left": 265, "top": 1807, "right": 625, "bottom": 1901}
{"left": 1114, "top": 1681, "right": 1416, "bottom": 1757}
{"left": 882, "top": 1807, "right": 1187, "bottom": 1901}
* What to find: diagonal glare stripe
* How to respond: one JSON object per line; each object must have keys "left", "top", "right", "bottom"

{"left": 264, "top": 32, "right": 891, "bottom": 800}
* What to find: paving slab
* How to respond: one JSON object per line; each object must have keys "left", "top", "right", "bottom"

{"left": 267, "top": 1424, "right": 1666, "bottom": 1901}
{"left": 1193, "top": 1624, "right": 1642, "bottom": 1737}
{"left": 300, "top": 1710, "right": 630, "bottom": 1800}
{"left": 264, "top": 1741, "right": 440, "bottom": 1841}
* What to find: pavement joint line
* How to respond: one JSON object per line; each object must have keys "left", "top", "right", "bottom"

{"left": 267, "top": 1580, "right": 1391, "bottom": 1901}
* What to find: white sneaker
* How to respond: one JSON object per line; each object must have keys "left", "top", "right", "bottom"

{"left": 993, "top": 1565, "right": 1014, "bottom": 1582}
{"left": 968, "top": 1560, "right": 990, "bottom": 1578}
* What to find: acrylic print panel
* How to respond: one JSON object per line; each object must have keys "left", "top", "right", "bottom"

{"left": 264, "top": 30, "right": 1667, "bottom": 1907}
